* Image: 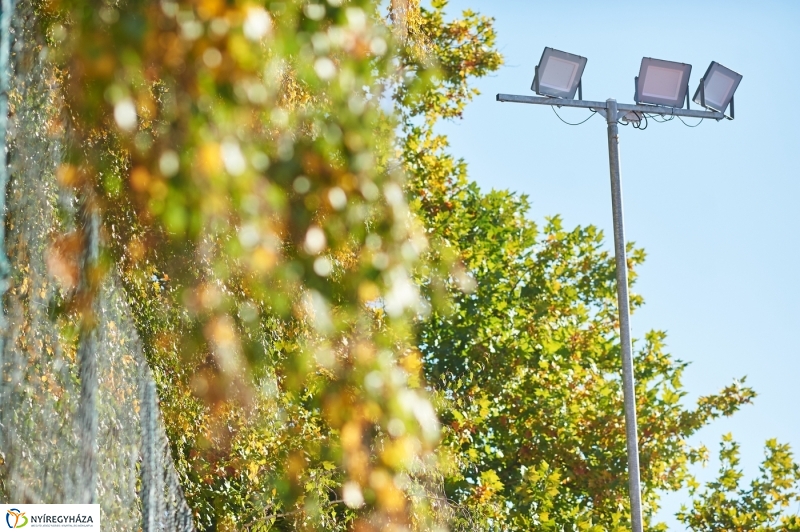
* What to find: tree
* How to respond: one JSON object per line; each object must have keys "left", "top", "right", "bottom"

{"left": 13, "top": 0, "right": 799, "bottom": 530}
{"left": 394, "top": 2, "right": 800, "bottom": 531}
{"left": 37, "top": 0, "right": 447, "bottom": 529}
{"left": 677, "top": 435, "right": 800, "bottom": 532}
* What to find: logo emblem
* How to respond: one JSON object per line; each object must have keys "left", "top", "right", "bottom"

{"left": 5, "top": 509, "right": 27, "bottom": 528}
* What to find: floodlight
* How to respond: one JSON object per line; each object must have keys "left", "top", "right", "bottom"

{"left": 635, "top": 57, "right": 692, "bottom": 108}
{"left": 693, "top": 61, "right": 742, "bottom": 117}
{"left": 531, "top": 47, "right": 587, "bottom": 99}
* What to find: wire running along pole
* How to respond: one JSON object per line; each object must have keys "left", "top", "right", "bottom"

{"left": 497, "top": 94, "right": 647, "bottom": 532}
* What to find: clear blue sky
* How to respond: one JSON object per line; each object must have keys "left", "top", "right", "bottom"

{"left": 434, "top": 0, "right": 800, "bottom": 527}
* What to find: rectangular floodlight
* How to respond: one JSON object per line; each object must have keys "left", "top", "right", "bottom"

{"left": 531, "top": 47, "right": 587, "bottom": 99}
{"left": 693, "top": 61, "right": 742, "bottom": 115}
{"left": 635, "top": 57, "right": 692, "bottom": 108}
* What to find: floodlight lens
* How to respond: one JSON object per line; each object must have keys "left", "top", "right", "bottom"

{"left": 540, "top": 57, "right": 579, "bottom": 92}
{"left": 635, "top": 57, "right": 692, "bottom": 108}
{"left": 641, "top": 66, "right": 684, "bottom": 101}
{"left": 693, "top": 62, "right": 742, "bottom": 114}
{"left": 703, "top": 72, "right": 735, "bottom": 109}
{"left": 531, "top": 47, "right": 587, "bottom": 99}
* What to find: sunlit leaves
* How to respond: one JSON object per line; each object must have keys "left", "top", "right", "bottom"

{"left": 395, "top": 3, "right": 800, "bottom": 531}
{"left": 677, "top": 436, "right": 800, "bottom": 531}
{"left": 41, "top": 0, "right": 445, "bottom": 529}
{"left": 30, "top": 0, "right": 800, "bottom": 530}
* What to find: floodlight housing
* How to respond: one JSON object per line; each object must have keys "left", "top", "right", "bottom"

{"left": 635, "top": 57, "right": 692, "bottom": 108}
{"left": 531, "top": 47, "right": 587, "bottom": 99}
{"left": 693, "top": 61, "right": 742, "bottom": 116}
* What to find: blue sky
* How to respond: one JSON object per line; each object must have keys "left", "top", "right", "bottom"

{"left": 433, "top": 0, "right": 800, "bottom": 527}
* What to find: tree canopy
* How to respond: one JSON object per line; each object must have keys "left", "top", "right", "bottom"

{"left": 3, "top": 0, "right": 799, "bottom": 530}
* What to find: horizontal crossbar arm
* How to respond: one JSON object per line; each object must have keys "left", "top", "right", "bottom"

{"left": 496, "top": 93, "right": 724, "bottom": 120}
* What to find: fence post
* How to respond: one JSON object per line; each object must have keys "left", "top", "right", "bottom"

{"left": 0, "top": 0, "right": 17, "bottom": 383}
{"left": 76, "top": 206, "right": 100, "bottom": 504}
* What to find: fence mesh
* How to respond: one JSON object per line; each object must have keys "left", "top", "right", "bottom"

{"left": 0, "top": 5, "right": 195, "bottom": 530}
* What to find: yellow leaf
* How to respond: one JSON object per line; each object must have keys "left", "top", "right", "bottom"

{"left": 248, "top": 463, "right": 260, "bottom": 481}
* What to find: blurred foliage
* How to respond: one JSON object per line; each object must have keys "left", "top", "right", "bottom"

{"left": 39, "top": 0, "right": 443, "bottom": 529}
{"left": 7, "top": 0, "right": 799, "bottom": 530}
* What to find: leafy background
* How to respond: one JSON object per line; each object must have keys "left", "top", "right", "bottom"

{"left": 0, "top": 0, "right": 798, "bottom": 530}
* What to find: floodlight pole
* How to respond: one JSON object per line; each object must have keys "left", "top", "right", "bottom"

{"left": 496, "top": 93, "right": 724, "bottom": 532}
{"left": 604, "top": 98, "right": 644, "bottom": 532}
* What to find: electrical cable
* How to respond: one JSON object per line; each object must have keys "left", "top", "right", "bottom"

{"left": 677, "top": 116, "right": 704, "bottom": 127}
{"left": 642, "top": 112, "right": 703, "bottom": 127}
{"left": 551, "top": 105, "right": 596, "bottom": 125}
{"left": 618, "top": 112, "right": 646, "bottom": 129}
{"left": 549, "top": 104, "right": 704, "bottom": 129}
{"left": 646, "top": 113, "right": 673, "bottom": 123}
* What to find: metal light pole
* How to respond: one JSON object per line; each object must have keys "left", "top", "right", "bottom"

{"left": 497, "top": 93, "right": 726, "bottom": 532}
{"left": 604, "top": 98, "right": 644, "bottom": 532}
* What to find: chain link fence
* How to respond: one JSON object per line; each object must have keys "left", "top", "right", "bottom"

{"left": 0, "top": 4, "right": 195, "bottom": 530}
